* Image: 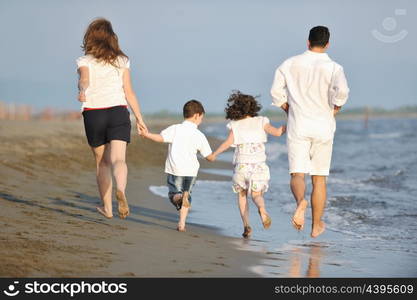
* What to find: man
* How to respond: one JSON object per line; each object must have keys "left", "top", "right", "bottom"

{"left": 270, "top": 26, "right": 349, "bottom": 238}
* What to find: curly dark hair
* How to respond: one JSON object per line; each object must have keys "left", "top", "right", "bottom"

{"left": 225, "top": 90, "right": 262, "bottom": 120}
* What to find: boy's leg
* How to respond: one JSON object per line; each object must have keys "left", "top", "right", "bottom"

{"left": 177, "top": 177, "right": 196, "bottom": 231}
{"left": 92, "top": 144, "right": 113, "bottom": 218}
{"left": 177, "top": 204, "right": 189, "bottom": 232}
{"left": 251, "top": 191, "right": 271, "bottom": 229}
{"left": 311, "top": 175, "right": 327, "bottom": 238}
{"left": 290, "top": 173, "right": 308, "bottom": 230}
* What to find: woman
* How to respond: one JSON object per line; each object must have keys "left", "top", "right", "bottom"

{"left": 76, "top": 18, "right": 147, "bottom": 219}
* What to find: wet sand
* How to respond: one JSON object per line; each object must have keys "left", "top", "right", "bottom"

{"left": 0, "top": 119, "right": 263, "bottom": 277}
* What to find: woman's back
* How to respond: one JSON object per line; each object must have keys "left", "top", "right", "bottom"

{"left": 77, "top": 55, "right": 129, "bottom": 109}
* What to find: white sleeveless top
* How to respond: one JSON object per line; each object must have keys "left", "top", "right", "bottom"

{"left": 76, "top": 55, "right": 130, "bottom": 110}
{"left": 227, "top": 116, "right": 270, "bottom": 164}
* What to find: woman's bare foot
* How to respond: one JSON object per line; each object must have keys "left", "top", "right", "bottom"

{"left": 292, "top": 199, "right": 308, "bottom": 230}
{"left": 311, "top": 221, "right": 326, "bottom": 238}
{"left": 116, "top": 190, "right": 129, "bottom": 219}
{"left": 96, "top": 206, "right": 113, "bottom": 218}
{"left": 181, "top": 191, "right": 190, "bottom": 208}
{"left": 258, "top": 208, "right": 271, "bottom": 229}
{"left": 242, "top": 226, "right": 252, "bottom": 238}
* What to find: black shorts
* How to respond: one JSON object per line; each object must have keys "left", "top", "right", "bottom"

{"left": 82, "top": 105, "right": 131, "bottom": 147}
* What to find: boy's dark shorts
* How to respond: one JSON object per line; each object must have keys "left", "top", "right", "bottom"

{"left": 82, "top": 105, "right": 131, "bottom": 147}
{"left": 167, "top": 174, "right": 197, "bottom": 207}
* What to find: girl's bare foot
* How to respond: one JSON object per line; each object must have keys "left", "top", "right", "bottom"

{"left": 242, "top": 226, "right": 252, "bottom": 238}
{"left": 292, "top": 199, "right": 308, "bottom": 230}
{"left": 116, "top": 190, "right": 129, "bottom": 219}
{"left": 96, "top": 206, "right": 113, "bottom": 218}
{"left": 182, "top": 191, "right": 190, "bottom": 208}
{"left": 311, "top": 221, "right": 326, "bottom": 238}
{"left": 258, "top": 209, "right": 271, "bottom": 229}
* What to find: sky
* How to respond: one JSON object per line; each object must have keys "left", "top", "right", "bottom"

{"left": 0, "top": 0, "right": 415, "bottom": 113}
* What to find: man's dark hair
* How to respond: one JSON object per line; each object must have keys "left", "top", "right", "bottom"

{"left": 183, "top": 100, "right": 205, "bottom": 118}
{"left": 308, "top": 26, "right": 330, "bottom": 48}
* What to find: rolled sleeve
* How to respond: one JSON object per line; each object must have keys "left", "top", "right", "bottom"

{"left": 76, "top": 56, "right": 89, "bottom": 69}
{"left": 199, "top": 135, "right": 212, "bottom": 158}
{"left": 270, "top": 67, "right": 288, "bottom": 107}
{"left": 331, "top": 67, "right": 349, "bottom": 107}
{"left": 160, "top": 125, "right": 176, "bottom": 143}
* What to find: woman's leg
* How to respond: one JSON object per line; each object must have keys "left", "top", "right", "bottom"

{"left": 251, "top": 191, "right": 271, "bottom": 229}
{"left": 109, "top": 140, "right": 129, "bottom": 218}
{"left": 92, "top": 144, "right": 113, "bottom": 218}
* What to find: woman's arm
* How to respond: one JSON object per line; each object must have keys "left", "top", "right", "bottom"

{"left": 122, "top": 69, "right": 148, "bottom": 134}
{"left": 207, "top": 130, "right": 234, "bottom": 161}
{"left": 77, "top": 67, "right": 89, "bottom": 102}
{"left": 264, "top": 123, "right": 286, "bottom": 137}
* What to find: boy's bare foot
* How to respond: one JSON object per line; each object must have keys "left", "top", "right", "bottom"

{"left": 170, "top": 193, "right": 183, "bottom": 210}
{"left": 242, "top": 226, "right": 252, "bottom": 238}
{"left": 182, "top": 191, "right": 190, "bottom": 208}
{"left": 96, "top": 206, "right": 113, "bottom": 218}
{"left": 292, "top": 199, "right": 308, "bottom": 230}
{"left": 258, "top": 209, "right": 271, "bottom": 229}
{"left": 116, "top": 190, "right": 129, "bottom": 219}
{"left": 311, "top": 221, "right": 326, "bottom": 238}
{"left": 177, "top": 225, "right": 186, "bottom": 232}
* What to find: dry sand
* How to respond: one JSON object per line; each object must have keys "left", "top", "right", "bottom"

{"left": 0, "top": 119, "right": 263, "bottom": 277}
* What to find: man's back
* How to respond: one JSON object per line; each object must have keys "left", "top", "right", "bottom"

{"left": 271, "top": 50, "right": 349, "bottom": 140}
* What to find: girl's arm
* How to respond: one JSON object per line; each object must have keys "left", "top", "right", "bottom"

{"left": 264, "top": 123, "right": 286, "bottom": 137}
{"left": 207, "top": 130, "right": 234, "bottom": 161}
{"left": 77, "top": 67, "right": 89, "bottom": 102}
{"left": 122, "top": 69, "right": 148, "bottom": 134}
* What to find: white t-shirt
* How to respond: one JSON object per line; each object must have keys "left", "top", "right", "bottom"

{"left": 76, "top": 55, "right": 130, "bottom": 110}
{"left": 271, "top": 50, "right": 349, "bottom": 141}
{"left": 161, "top": 120, "right": 212, "bottom": 177}
{"left": 227, "top": 116, "right": 269, "bottom": 164}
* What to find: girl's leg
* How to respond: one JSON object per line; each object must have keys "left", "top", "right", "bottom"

{"left": 251, "top": 191, "right": 271, "bottom": 229}
{"left": 238, "top": 189, "right": 250, "bottom": 228}
{"left": 91, "top": 144, "right": 113, "bottom": 218}
{"left": 109, "top": 140, "right": 129, "bottom": 218}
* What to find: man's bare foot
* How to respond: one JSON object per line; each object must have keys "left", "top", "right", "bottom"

{"left": 182, "top": 191, "right": 190, "bottom": 208}
{"left": 96, "top": 206, "right": 113, "bottom": 218}
{"left": 242, "top": 226, "right": 252, "bottom": 238}
{"left": 292, "top": 199, "right": 308, "bottom": 230}
{"left": 258, "top": 209, "right": 271, "bottom": 229}
{"left": 116, "top": 190, "right": 129, "bottom": 219}
{"left": 311, "top": 221, "right": 326, "bottom": 238}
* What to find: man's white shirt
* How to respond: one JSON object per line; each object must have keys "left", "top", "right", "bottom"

{"left": 271, "top": 50, "right": 349, "bottom": 140}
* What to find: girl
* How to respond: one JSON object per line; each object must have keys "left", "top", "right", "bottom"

{"left": 207, "top": 91, "right": 286, "bottom": 238}
{"left": 76, "top": 18, "right": 147, "bottom": 219}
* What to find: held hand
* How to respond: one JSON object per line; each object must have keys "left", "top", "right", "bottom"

{"left": 281, "top": 125, "right": 287, "bottom": 135}
{"left": 281, "top": 103, "right": 289, "bottom": 114}
{"left": 136, "top": 118, "right": 148, "bottom": 135}
{"left": 333, "top": 105, "right": 341, "bottom": 116}
{"left": 206, "top": 154, "right": 216, "bottom": 162}
{"left": 78, "top": 92, "right": 86, "bottom": 102}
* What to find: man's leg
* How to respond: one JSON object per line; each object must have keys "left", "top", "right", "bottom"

{"left": 311, "top": 175, "right": 326, "bottom": 238}
{"left": 290, "top": 173, "right": 308, "bottom": 230}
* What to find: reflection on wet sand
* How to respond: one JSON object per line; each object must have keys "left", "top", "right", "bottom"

{"left": 289, "top": 243, "right": 324, "bottom": 278}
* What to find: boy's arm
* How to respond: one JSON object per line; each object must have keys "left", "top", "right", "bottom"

{"left": 141, "top": 132, "right": 164, "bottom": 143}
{"left": 207, "top": 130, "right": 234, "bottom": 161}
{"left": 264, "top": 123, "right": 286, "bottom": 137}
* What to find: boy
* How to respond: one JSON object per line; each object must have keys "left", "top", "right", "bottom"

{"left": 141, "top": 100, "right": 212, "bottom": 232}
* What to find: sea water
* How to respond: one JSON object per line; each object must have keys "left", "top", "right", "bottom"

{"left": 150, "top": 118, "right": 417, "bottom": 277}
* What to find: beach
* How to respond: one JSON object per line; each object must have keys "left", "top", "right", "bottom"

{"left": 0, "top": 119, "right": 263, "bottom": 277}
{"left": 1, "top": 117, "right": 416, "bottom": 278}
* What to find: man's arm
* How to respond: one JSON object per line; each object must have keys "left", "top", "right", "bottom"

{"left": 271, "top": 67, "right": 288, "bottom": 113}
{"left": 331, "top": 67, "right": 349, "bottom": 116}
